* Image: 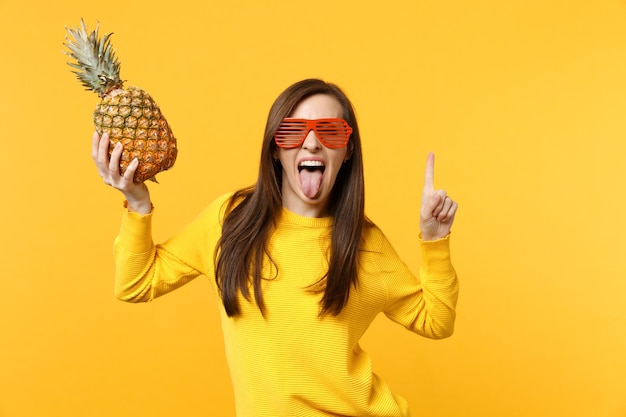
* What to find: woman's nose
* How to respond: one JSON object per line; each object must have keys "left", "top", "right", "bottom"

{"left": 301, "top": 129, "right": 322, "bottom": 150}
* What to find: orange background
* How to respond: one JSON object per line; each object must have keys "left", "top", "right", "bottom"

{"left": 1, "top": 1, "right": 625, "bottom": 416}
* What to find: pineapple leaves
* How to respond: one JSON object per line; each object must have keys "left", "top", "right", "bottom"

{"left": 64, "top": 19, "right": 123, "bottom": 97}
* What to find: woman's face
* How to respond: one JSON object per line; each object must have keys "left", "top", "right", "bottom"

{"left": 276, "top": 94, "right": 351, "bottom": 218}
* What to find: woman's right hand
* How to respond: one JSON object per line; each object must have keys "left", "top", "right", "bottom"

{"left": 92, "top": 131, "right": 152, "bottom": 215}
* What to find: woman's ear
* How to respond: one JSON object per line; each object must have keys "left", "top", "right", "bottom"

{"left": 344, "top": 143, "right": 354, "bottom": 162}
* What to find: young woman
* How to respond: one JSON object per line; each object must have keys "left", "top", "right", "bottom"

{"left": 93, "top": 78, "right": 459, "bottom": 417}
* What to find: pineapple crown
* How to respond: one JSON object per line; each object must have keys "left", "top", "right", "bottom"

{"left": 64, "top": 19, "right": 123, "bottom": 97}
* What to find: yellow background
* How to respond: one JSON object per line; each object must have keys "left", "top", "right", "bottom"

{"left": 1, "top": 1, "right": 625, "bottom": 416}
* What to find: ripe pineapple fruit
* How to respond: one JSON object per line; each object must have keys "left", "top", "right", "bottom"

{"left": 64, "top": 19, "right": 177, "bottom": 183}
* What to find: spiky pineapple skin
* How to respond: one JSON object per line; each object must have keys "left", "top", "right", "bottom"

{"left": 94, "top": 86, "right": 177, "bottom": 183}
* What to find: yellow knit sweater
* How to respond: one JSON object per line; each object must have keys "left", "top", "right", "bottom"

{"left": 114, "top": 193, "right": 459, "bottom": 417}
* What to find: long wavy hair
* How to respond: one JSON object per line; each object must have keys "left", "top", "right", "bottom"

{"left": 214, "top": 79, "right": 370, "bottom": 317}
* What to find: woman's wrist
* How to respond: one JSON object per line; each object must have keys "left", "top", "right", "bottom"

{"left": 125, "top": 199, "right": 152, "bottom": 215}
{"left": 122, "top": 183, "right": 151, "bottom": 214}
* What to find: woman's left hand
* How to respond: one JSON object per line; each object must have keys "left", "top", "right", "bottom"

{"left": 420, "top": 152, "right": 458, "bottom": 241}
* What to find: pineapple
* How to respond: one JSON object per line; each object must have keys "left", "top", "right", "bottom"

{"left": 64, "top": 19, "right": 177, "bottom": 183}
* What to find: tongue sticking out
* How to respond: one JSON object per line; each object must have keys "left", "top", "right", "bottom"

{"left": 299, "top": 169, "right": 323, "bottom": 199}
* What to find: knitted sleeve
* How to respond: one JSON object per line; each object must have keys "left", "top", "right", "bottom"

{"left": 372, "top": 228, "right": 459, "bottom": 339}
{"left": 112, "top": 193, "right": 230, "bottom": 302}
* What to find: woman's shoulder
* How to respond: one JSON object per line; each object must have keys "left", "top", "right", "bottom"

{"left": 202, "top": 187, "right": 255, "bottom": 223}
{"left": 210, "top": 192, "right": 235, "bottom": 212}
{"left": 360, "top": 220, "right": 389, "bottom": 253}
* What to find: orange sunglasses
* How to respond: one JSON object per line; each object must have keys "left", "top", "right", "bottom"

{"left": 274, "top": 118, "right": 353, "bottom": 149}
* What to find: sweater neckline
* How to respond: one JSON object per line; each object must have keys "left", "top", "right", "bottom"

{"left": 280, "top": 207, "right": 333, "bottom": 229}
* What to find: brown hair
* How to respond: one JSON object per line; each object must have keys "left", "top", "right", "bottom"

{"left": 214, "top": 79, "right": 371, "bottom": 317}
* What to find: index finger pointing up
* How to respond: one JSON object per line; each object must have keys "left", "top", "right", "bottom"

{"left": 424, "top": 152, "right": 435, "bottom": 190}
